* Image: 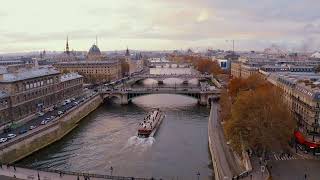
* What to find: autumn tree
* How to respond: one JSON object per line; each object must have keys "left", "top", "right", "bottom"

{"left": 224, "top": 81, "right": 295, "bottom": 154}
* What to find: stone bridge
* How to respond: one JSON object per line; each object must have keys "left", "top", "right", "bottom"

{"left": 100, "top": 87, "right": 220, "bottom": 106}
{"left": 148, "top": 61, "right": 192, "bottom": 68}
{"left": 128, "top": 74, "right": 212, "bottom": 84}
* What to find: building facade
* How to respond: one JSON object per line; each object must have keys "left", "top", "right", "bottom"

{"left": 266, "top": 72, "right": 320, "bottom": 153}
{"left": 0, "top": 67, "right": 83, "bottom": 125}
{"left": 54, "top": 60, "right": 121, "bottom": 84}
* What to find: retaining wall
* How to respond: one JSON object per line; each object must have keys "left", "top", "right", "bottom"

{"left": 0, "top": 95, "right": 103, "bottom": 164}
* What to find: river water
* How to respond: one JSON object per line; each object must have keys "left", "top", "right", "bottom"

{"left": 18, "top": 76, "right": 213, "bottom": 180}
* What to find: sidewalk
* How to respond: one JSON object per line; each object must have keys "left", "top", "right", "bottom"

{"left": 0, "top": 166, "right": 107, "bottom": 180}
{"left": 242, "top": 157, "right": 269, "bottom": 180}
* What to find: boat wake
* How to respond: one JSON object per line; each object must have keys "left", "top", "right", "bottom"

{"left": 122, "top": 136, "right": 155, "bottom": 153}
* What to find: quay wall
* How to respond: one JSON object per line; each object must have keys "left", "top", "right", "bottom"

{"left": 0, "top": 95, "right": 103, "bottom": 164}
{"left": 208, "top": 105, "right": 224, "bottom": 180}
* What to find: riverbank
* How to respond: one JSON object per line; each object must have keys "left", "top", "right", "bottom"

{"left": 0, "top": 95, "right": 103, "bottom": 164}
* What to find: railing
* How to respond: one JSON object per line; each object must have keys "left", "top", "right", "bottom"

{"left": 16, "top": 165, "right": 160, "bottom": 180}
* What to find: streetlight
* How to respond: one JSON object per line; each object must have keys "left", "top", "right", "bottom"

{"left": 110, "top": 166, "right": 114, "bottom": 176}
{"left": 196, "top": 172, "right": 200, "bottom": 180}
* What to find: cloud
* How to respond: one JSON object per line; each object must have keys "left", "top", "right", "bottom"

{"left": 0, "top": 0, "right": 320, "bottom": 53}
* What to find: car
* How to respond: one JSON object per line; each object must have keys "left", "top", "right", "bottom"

{"left": 50, "top": 115, "right": 56, "bottom": 119}
{"left": 37, "top": 112, "right": 45, "bottom": 117}
{"left": 7, "top": 134, "right": 16, "bottom": 139}
{"left": 71, "top": 98, "right": 76, "bottom": 101}
{"left": 45, "top": 117, "right": 51, "bottom": 121}
{"left": 62, "top": 102, "right": 67, "bottom": 106}
{"left": 58, "top": 111, "right": 64, "bottom": 115}
{"left": 29, "top": 125, "right": 37, "bottom": 130}
{"left": 19, "top": 129, "right": 28, "bottom": 134}
{"left": 0, "top": 138, "right": 7, "bottom": 143}
{"left": 40, "top": 120, "right": 48, "bottom": 125}
{"left": 49, "top": 108, "right": 54, "bottom": 112}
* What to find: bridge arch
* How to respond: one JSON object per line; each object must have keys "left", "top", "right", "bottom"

{"left": 127, "top": 92, "right": 201, "bottom": 102}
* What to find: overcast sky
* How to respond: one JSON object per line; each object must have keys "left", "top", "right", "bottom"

{"left": 0, "top": 0, "right": 319, "bottom": 53}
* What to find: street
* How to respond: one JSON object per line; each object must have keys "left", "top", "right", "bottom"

{"left": 0, "top": 91, "right": 97, "bottom": 146}
{"left": 269, "top": 159, "right": 320, "bottom": 180}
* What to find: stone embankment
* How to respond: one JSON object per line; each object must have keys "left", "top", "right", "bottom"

{"left": 0, "top": 95, "right": 103, "bottom": 164}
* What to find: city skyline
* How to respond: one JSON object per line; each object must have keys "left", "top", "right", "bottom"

{"left": 0, "top": 0, "right": 320, "bottom": 53}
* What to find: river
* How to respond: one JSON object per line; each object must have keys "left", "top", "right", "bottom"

{"left": 18, "top": 75, "right": 213, "bottom": 180}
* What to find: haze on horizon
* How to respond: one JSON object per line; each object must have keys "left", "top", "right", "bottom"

{"left": 0, "top": 0, "right": 319, "bottom": 53}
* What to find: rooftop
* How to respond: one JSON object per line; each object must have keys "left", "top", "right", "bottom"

{"left": 273, "top": 72, "right": 320, "bottom": 100}
{"left": 60, "top": 73, "right": 83, "bottom": 82}
{"left": 0, "top": 67, "right": 60, "bottom": 83}
{"left": 56, "top": 60, "right": 118, "bottom": 65}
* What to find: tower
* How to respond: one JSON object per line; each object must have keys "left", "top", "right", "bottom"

{"left": 125, "top": 46, "right": 130, "bottom": 57}
{"left": 66, "top": 36, "right": 70, "bottom": 55}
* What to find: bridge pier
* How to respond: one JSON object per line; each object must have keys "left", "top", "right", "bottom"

{"left": 199, "top": 94, "right": 208, "bottom": 106}
{"left": 120, "top": 94, "right": 129, "bottom": 105}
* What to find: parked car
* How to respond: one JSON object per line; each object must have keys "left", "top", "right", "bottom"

{"left": 19, "top": 129, "right": 28, "bottom": 134}
{"left": 37, "top": 112, "right": 45, "bottom": 117}
{"left": 58, "top": 111, "right": 64, "bottom": 115}
{"left": 0, "top": 138, "right": 7, "bottom": 143}
{"left": 40, "top": 120, "right": 48, "bottom": 125}
{"left": 29, "top": 125, "right": 37, "bottom": 130}
{"left": 74, "top": 102, "right": 79, "bottom": 106}
{"left": 7, "top": 134, "right": 16, "bottom": 139}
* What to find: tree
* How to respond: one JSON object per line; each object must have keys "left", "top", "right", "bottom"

{"left": 224, "top": 83, "right": 295, "bottom": 154}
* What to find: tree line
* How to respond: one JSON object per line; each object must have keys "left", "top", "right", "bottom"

{"left": 220, "top": 74, "right": 295, "bottom": 155}
{"left": 169, "top": 55, "right": 223, "bottom": 75}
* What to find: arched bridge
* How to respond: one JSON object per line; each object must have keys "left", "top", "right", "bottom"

{"left": 100, "top": 87, "right": 220, "bottom": 106}
{"left": 128, "top": 74, "right": 212, "bottom": 84}
{"left": 148, "top": 62, "right": 192, "bottom": 68}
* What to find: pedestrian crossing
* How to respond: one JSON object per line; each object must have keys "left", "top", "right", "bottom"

{"left": 273, "top": 154, "right": 297, "bottom": 161}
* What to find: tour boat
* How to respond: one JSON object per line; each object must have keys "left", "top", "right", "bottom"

{"left": 138, "top": 109, "right": 165, "bottom": 137}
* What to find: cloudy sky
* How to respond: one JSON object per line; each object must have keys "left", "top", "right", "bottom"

{"left": 0, "top": 0, "right": 319, "bottom": 53}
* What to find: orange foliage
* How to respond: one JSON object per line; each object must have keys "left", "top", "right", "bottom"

{"left": 169, "top": 55, "right": 223, "bottom": 75}
{"left": 222, "top": 74, "right": 295, "bottom": 153}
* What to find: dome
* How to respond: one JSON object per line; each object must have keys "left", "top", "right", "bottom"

{"left": 88, "top": 44, "right": 101, "bottom": 55}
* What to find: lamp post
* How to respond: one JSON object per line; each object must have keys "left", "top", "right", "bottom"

{"left": 196, "top": 172, "right": 200, "bottom": 180}
{"left": 110, "top": 166, "right": 114, "bottom": 176}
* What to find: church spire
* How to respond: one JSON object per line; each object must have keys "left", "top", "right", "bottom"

{"left": 125, "top": 46, "right": 130, "bottom": 57}
{"left": 66, "top": 36, "right": 70, "bottom": 55}
{"left": 95, "top": 35, "right": 98, "bottom": 46}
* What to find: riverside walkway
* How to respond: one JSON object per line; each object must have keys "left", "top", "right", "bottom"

{"left": 209, "top": 102, "right": 269, "bottom": 180}
{"left": 208, "top": 103, "right": 239, "bottom": 179}
{"left": 0, "top": 165, "right": 157, "bottom": 180}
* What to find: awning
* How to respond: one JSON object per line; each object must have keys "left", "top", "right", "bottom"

{"left": 294, "top": 130, "right": 320, "bottom": 149}
{"left": 294, "top": 130, "right": 305, "bottom": 144}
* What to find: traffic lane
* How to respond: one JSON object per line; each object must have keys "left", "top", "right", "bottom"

{"left": 269, "top": 159, "right": 320, "bottom": 180}
{"left": 0, "top": 95, "right": 88, "bottom": 140}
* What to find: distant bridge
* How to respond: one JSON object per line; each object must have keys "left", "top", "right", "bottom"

{"left": 148, "top": 61, "right": 192, "bottom": 68}
{"left": 100, "top": 87, "right": 220, "bottom": 106}
{"left": 127, "top": 74, "right": 212, "bottom": 84}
